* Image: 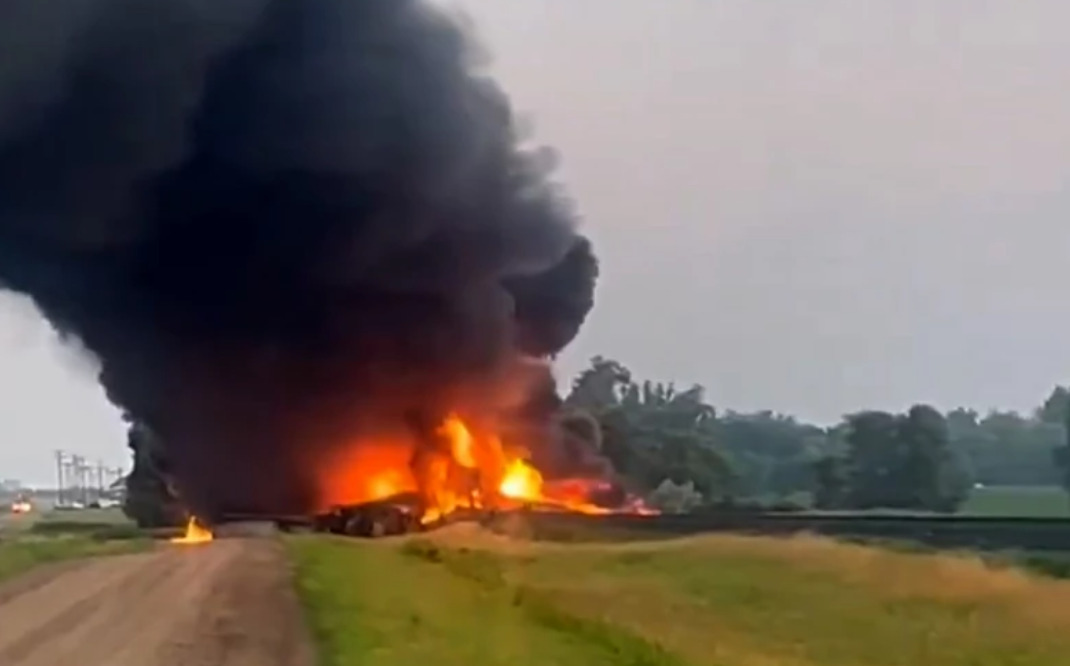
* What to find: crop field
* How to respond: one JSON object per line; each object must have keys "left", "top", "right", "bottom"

{"left": 287, "top": 525, "right": 1070, "bottom": 666}
{"left": 961, "top": 486, "right": 1070, "bottom": 518}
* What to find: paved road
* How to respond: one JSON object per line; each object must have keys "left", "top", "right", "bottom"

{"left": 0, "top": 539, "right": 315, "bottom": 666}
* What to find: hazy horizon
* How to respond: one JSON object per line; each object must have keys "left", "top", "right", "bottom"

{"left": 3, "top": 0, "right": 1070, "bottom": 484}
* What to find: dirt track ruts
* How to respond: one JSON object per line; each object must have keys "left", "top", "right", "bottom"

{"left": 0, "top": 539, "right": 315, "bottom": 666}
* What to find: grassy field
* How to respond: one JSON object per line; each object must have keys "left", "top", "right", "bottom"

{"left": 742, "top": 485, "right": 1070, "bottom": 518}
{"left": 0, "top": 507, "right": 146, "bottom": 584}
{"left": 288, "top": 526, "right": 1070, "bottom": 666}
{"left": 961, "top": 486, "right": 1070, "bottom": 517}
{"left": 0, "top": 506, "right": 130, "bottom": 533}
{"left": 0, "top": 536, "right": 147, "bottom": 584}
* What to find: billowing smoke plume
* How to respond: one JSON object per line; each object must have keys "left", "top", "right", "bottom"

{"left": 0, "top": 0, "right": 597, "bottom": 516}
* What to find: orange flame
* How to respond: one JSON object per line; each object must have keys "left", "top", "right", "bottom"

{"left": 438, "top": 419, "right": 629, "bottom": 518}
{"left": 498, "top": 459, "right": 543, "bottom": 501}
{"left": 170, "top": 517, "right": 214, "bottom": 545}
{"left": 439, "top": 414, "right": 477, "bottom": 469}
{"left": 318, "top": 411, "right": 656, "bottom": 523}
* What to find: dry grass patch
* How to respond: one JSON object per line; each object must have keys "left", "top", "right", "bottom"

{"left": 420, "top": 528, "right": 1070, "bottom": 666}
{"left": 666, "top": 534, "right": 1070, "bottom": 631}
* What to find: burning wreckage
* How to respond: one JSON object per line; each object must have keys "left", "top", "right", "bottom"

{"left": 147, "top": 396, "right": 655, "bottom": 538}
{"left": 0, "top": 0, "right": 654, "bottom": 538}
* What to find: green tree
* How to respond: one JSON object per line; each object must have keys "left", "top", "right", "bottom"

{"left": 842, "top": 410, "right": 903, "bottom": 509}
{"left": 812, "top": 455, "right": 848, "bottom": 509}
{"left": 713, "top": 411, "right": 830, "bottom": 499}
{"left": 837, "top": 406, "right": 968, "bottom": 512}
{"left": 1056, "top": 446, "right": 1070, "bottom": 488}
{"left": 568, "top": 356, "right": 733, "bottom": 501}
{"left": 1036, "top": 386, "right": 1070, "bottom": 424}
{"left": 898, "top": 405, "right": 969, "bottom": 512}
{"left": 1053, "top": 396, "right": 1070, "bottom": 499}
{"left": 946, "top": 407, "right": 1061, "bottom": 486}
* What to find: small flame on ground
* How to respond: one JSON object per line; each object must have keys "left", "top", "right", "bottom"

{"left": 170, "top": 517, "right": 214, "bottom": 545}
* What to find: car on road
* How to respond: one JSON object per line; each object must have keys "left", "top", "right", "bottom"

{"left": 10, "top": 495, "right": 32, "bottom": 514}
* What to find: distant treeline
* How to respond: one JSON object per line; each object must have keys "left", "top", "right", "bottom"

{"left": 566, "top": 357, "right": 1070, "bottom": 513}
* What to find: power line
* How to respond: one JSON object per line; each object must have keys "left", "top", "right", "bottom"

{"left": 52, "top": 449, "right": 127, "bottom": 507}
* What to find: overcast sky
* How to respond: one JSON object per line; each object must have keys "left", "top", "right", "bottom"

{"left": 3, "top": 0, "right": 1070, "bottom": 484}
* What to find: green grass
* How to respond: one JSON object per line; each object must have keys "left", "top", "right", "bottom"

{"left": 288, "top": 535, "right": 679, "bottom": 666}
{"left": 960, "top": 486, "right": 1070, "bottom": 517}
{"left": 0, "top": 536, "right": 148, "bottom": 584}
{"left": 0, "top": 507, "right": 147, "bottom": 583}
{"left": 737, "top": 485, "right": 1070, "bottom": 518}
{"left": 0, "top": 507, "right": 132, "bottom": 535}
{"left": 287, "top": 528, "right": 1070, "bottom": 666}
{"left": 28, "top": 520, "right": 143, "bottom": 540}
{"left": 5, "top": 507, "right": 145, "bottom": 542}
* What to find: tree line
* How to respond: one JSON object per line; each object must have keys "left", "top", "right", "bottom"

{"left": 123, "top": 354, "right": 1070, "bottom": 523}
{"left": 566, "top": 356, "right": 1070, "bottom": 514}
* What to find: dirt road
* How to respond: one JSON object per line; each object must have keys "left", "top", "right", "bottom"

{"left": 0, "top": 539, "right": 315, "bottom": 666}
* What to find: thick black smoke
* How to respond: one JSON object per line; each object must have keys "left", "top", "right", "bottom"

{"left": 0, "top": 0, "right": 597, "bottom": 516}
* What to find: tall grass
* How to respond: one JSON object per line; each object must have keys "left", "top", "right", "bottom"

{"left": 288, "top": 528, "right": 1070, "bottom": 666}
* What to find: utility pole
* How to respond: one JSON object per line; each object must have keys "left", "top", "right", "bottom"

{"left": 114, "top": 466, "right": 126, "bottom": 499}
{"left": 69, "top": 454, "right": 78, "bottom": 505}
{"left": 64, "top": 455, "right": 75, "bottom": 505}
{"left": 55, "top": 450, "right": 66, "bottom": 506}
{"left": 50, "top": 452, "right": 129, "bottom": 508}
{"left": 80, "top": 457, "right": 90, "bottom": 505}
{"left": 70, "top": 454, "right": 85, "bottom": 505}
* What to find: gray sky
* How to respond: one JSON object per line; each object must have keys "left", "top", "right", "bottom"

{"left": 3, "top": 0, "right": 1070, "bottom": 483}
